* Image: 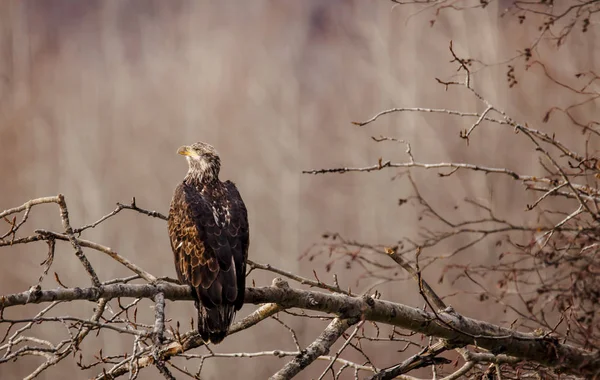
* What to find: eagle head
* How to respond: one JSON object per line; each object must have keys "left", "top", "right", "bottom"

{"left": 177, "top": 141, "right": 221, "bottom": 181}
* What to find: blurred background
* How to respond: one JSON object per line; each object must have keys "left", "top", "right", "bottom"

{"left": 0, "top": 1, "right": 596, "bottom": 378}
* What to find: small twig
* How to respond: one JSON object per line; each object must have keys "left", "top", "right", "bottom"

{"left": 73, "top": 198, "right": 167, "bottom": 234}
{"left": 526, "top": 182, "right": 569, "bottom": 211}
{"left": 460, "top": 105, "right": 493, "bottom": 142}
{"left": 37, "top": 239, "right": 56, "bottom": 286}
{"left": 352, "top": 107, "right": 507, "bottom": 127}
{"left": 248, "top": 259, "right": 350, "bottom": 295}
{"left": 303, "top": 160, "right": 521, "bottom": 179}
{"left": 118, "top": 198, "right": 168, "bottom": 221}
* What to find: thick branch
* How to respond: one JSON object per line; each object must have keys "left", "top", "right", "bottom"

{"left": 0, "top": 283, "right": 192, "bottom": 307}
{"left": 1, "top": 282, "right": 597, "bottom": 376}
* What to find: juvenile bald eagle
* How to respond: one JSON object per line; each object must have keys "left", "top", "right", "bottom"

{"left": 168, "top": 142, "right": 249, "bottom": 344}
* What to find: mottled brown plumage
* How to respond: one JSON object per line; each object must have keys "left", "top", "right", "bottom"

{"left": 168, "top": 142, "right": 249, "bottom": 344}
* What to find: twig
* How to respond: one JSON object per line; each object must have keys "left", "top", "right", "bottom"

{"left": 460, "top": 105, "right": 493, "bottom": 142}
{"left": 34, "top": 229, "right": 157, "bottom": 283}
{"left": 248, "top": 259, "right": 351, "bottom": 295}
{"left": 0, "top": 196, "right": 60, "bottom": 220}
{"left": 352, "top": 107, "right": 507, "bottom": 127}
{"left": 303, "top": 160, "right": 521, "bottom": 179}
{"left": 73, "top": 197, "right": 167, "bottom": 234}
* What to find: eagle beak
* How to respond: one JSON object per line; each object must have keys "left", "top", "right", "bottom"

{"left": 177, "top": 146, "right": 196, "bottom": 157}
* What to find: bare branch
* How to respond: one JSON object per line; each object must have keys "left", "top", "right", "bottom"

{"left": 352, "top": 107, "right": 507, "bottom": 128}
{"left": 248, "top": 259, "right": 351, "bottom": 295}
{"left": 96, "top": 301, "right": 283, "bottom": 379}
{"left": 152, "top": 293, "right": 174, "bottom": 379}
{"left": 34, "top": 229, "right": 157, "bottom": 283}
{"left": 367, "top": 340, "right": 453, "bottom": 380}
{"left": 303, "top": 160, "right": 522, "bottom": 180}
{"left": 2, "top": 280, "right": 598, "bottom": 377}
{"left": 270, "top": 317, "right": 360, "bottom": 380}
{"left": 317, "top": 320, "right": 365, "bottom": 380}
{"left": 56, "top": 194, "right": 101, "bottom": 287}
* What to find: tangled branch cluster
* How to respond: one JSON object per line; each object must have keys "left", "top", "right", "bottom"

{"left": 0, "top": 183, "right": 598, "bottom": 379}
{"left": 300, "top": 2, "right": 600, "bottom": 378}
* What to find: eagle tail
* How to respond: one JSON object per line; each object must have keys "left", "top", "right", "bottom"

{"left": 196, "top": 301, "right": 236, "bottom": 344}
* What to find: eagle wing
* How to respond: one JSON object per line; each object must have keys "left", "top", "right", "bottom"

{"left": 168, "top": 181, "right": 249, "bottom": 310}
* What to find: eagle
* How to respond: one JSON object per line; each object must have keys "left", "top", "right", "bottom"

{"left": 168, "top": 142, "right": 249, "bottom": 344}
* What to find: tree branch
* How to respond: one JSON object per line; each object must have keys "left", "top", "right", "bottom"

{"left": 1, "top": 280, "right": 597, "bottom": 377}
{"left": 55, "top": 194, "right": 101, "bottom": 287}
{"left": 270, "top": 317, "right": 360, "bottom": 380}
{"left": 366, "top": 340, "right": 453, "bottom": 380}
{"left": 97, "top": 302, "right": 284, "bottom": 379}
{"left": 34, "top": 229, "right": 157, "bottom": 283}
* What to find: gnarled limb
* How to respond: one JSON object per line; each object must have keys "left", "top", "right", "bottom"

{"left": 1, "top": 280, "right": 598, "bottom": 378}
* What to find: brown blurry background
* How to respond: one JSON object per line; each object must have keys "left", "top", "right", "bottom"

{"left": 0, "top": 1, "right": 596, "bottom": 379}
